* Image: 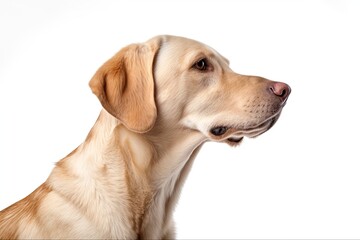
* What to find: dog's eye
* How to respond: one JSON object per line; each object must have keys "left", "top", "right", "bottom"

{"left": 193, "top": 58, "right": 208, "bottom": 71}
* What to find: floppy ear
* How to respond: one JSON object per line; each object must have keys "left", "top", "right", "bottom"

{"left": 89, "top": 39, "right": 161, "bottom": 133}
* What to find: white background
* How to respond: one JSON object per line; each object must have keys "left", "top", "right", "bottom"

{"left": 1, "top": 0, "right": 359, "bottom": 238}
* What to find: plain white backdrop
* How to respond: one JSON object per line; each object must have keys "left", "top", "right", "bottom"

{"left": 1, "top": 0, "right": 359, "bottom": 238}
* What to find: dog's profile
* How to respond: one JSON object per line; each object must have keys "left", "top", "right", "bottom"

{"left": 0, "top": 35, "right": 290, "bottom": 239}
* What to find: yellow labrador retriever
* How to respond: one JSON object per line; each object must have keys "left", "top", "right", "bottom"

{"left": 0, "top": 35, "right": 290, "bottom": 239}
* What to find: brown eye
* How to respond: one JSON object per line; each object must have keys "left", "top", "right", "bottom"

{"left": 193, "top": 58, "right": 208, "bottom": 71}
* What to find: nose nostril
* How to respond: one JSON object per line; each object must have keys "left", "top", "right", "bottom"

{"left": 270, "top": 82, "right": 290, "bottom": 100}
{"left": 270, "top": 86, "right": 275, "bottom": 94}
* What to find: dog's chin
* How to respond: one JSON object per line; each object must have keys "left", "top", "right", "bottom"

{"left": 224, "top": 136, "right": 244, "bottom": 147}
{"left": 210, "top": 114, "right": 281, "bottom": 147}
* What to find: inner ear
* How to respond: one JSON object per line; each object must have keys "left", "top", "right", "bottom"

{"left": 89, "top": 38, "right": 163, "bottom": 133}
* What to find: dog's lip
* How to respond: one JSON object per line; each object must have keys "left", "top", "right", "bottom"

{"left": 225, "top": 136, "right": 244, "bottom": 146}
{"left": 227, "top": 136, "right": 243, "bottom": 142}
{"left": 209, "top": 111, "right": 281, "bottom": 141}
{"left": 242, "top": 117, "right": 277, "bottom": 136}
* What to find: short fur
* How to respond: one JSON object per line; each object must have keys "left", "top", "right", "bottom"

{"left": 0, "top": 35, "right": 290, "bottom": 239}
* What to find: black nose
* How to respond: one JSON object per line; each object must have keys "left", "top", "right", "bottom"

{"left": 269, "top": 82, "right": 291, "bottom": 102}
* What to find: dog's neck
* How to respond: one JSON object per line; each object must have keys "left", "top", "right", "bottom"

{"left": 50, "top": 109, "right": 206, "bottom": 237}
{"left": 83, "top": 110, "right": 206, "bottom": 186}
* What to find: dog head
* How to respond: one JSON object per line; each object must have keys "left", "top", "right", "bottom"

{"left": 89, "top": 35, "right": 290, "bottom": 146}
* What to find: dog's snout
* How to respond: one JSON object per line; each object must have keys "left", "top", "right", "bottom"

{"left": 269, "top": 82, "right": 291, "bottom": 101}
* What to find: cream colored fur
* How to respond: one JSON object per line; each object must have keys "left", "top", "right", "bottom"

{"left": 0, "top": 35, "right": 290, "bottom": 239}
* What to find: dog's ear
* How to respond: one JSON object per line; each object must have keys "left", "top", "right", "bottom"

{"left": 89, "top": 38, "right": 162, "bottom": 133}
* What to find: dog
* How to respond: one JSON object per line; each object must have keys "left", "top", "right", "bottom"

{"left": 0, "top": 35, "right": 290, "bottom": 239}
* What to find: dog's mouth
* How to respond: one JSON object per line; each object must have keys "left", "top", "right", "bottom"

{"left": 209, "top": 113, "right": 280, "bottom": 146}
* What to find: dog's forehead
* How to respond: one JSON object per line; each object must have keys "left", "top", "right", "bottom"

{"left": 152, "top": 35, "right": 229, "bottom": 66}
{"left": 164, "top": 36, "right": 214, "bottom": 56}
